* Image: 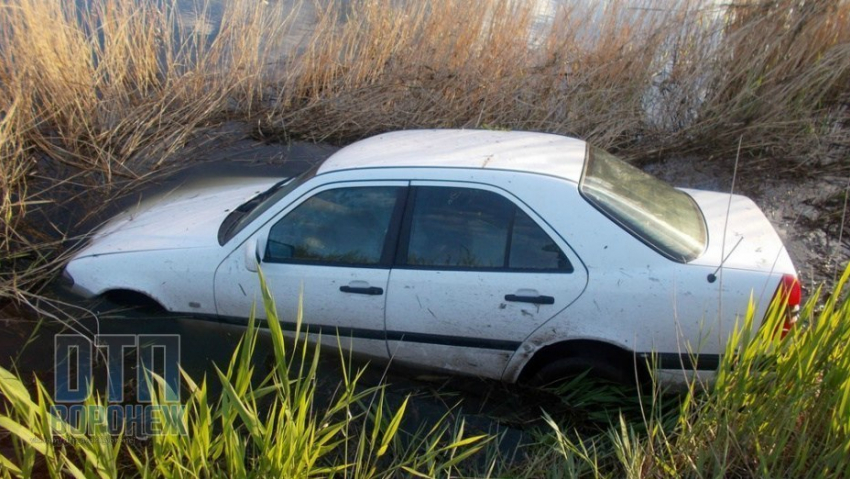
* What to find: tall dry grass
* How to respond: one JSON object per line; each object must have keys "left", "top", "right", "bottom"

{"left": 0, "top": 0, "right": 299, "bottom": 298}
{"left": 272, "top": 0, "right": 677, "bottom": 146}
{"left": 661, "top": 0, "right": 850, "bottom": 160}
{"left": 271, "top": 0, "right": 850, "bottom": 157}
{"left": 0, "top": 0, "right": 848, "bottom": 296}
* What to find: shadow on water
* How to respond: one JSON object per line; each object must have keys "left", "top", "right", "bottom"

{"left": 33, "top": 138, "right": 339, "bottom": 247}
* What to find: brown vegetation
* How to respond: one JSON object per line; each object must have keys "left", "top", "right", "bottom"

{"left": 0, "top": 0, "right": 848, "bottom": 297}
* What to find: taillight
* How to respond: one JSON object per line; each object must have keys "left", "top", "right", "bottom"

{"left": 773, "top": 274, "right": 801, "bottom": 338}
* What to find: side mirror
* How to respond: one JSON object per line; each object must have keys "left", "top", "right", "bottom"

{"left": 244, "top": 238, "right": 262, "bottom": 272}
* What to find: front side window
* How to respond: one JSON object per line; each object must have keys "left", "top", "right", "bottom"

{"left": 265, "top": 186, "right": 401, "bottom": 266}
{"left": 404, "top": 187, "right": 571, "bottom": 271}
{"left": 579, "top": 146, "right": 707, "bottom": 262}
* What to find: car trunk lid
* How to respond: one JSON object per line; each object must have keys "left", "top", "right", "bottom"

{"left": 684, "top": 189, "right": 795, "bottom": 275}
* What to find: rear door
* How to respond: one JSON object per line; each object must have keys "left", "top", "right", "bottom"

{"left": 384, "top": 183, "right": 587, "bottom": 379}
{"left": 214, "top": 182, "right": 407, "bottom": 359}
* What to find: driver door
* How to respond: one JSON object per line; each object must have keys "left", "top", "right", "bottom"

{"left": 214, "top": 181, "right": 408, "bottom": 359}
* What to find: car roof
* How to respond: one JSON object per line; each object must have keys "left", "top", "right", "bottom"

{"left": 316, "top": 129, "right": 587, "bottom": 182}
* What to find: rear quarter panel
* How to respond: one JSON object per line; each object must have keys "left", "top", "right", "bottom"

{"left": 499, "top": 182, "right": 784, "bottom": 382}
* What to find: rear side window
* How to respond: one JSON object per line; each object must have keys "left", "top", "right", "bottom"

{"left": 510, "top": 209, "right": 571, "bottom": 270}
{"left": 266, "top": 187, "right": 401, "bottom": 266}
{"left": 402, "top": 187, "right": 572, "bottom": 272}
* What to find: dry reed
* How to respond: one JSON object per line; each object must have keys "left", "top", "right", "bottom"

{"left": 0, "top": 0, "right": 848, "bottom": 298}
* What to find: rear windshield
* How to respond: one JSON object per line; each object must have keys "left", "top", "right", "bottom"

{"left": 579, "top": 146, "right": 706, "bottom": 262}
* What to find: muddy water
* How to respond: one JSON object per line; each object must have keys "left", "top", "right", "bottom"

{"left": 4, "top": 289, "right": 542, "bottom": 445}
{"left": 3, "top": 294, "right": 551, "bottom": 460}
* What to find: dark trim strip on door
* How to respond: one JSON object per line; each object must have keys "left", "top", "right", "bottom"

{"left": 383, "top": 330, "right": 521, "bottom": 351}
{"left": 195, "top": 314, "right": 722, "bottom": 369}
{"left": 211, "top": 314, "right": 520, "bottom": 350}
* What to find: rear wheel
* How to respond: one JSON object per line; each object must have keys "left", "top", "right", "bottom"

{"left": 528, "top": 356, "right": 631, "bottom": 388}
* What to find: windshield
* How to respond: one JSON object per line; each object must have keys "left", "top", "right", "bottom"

{"left": 217, "top": 164, "right": 319, "bottom": 245}
{"left": 579, "top": 146, "right": 706, "bottom": 262}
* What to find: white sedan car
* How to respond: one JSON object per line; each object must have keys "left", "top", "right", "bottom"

{"left": 63, "top": 130, "right": 800, "bottom": 386}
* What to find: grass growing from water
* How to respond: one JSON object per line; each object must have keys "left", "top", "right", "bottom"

{"left": 517, "top": 266, "right": 850, "bottom": 478}
{"left": 1, "top": 267, "right": 850, "bottom": 477}
{"left": 0, "top": 272, "right": 490, "bottom": 477}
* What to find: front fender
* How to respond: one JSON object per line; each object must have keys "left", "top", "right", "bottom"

{"left": 64, "top": 248, "right": 221, "bottom": 315}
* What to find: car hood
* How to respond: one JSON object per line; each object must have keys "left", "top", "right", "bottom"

{"left": 685, "top": 189, "right": 795, "bottom": 274}
{"left": 73, "top": 177, "right": 283, "bottom": 258}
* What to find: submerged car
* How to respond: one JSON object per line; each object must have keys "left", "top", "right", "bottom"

{"left": 63, "top": 130, "right": 800, "bottom": 386}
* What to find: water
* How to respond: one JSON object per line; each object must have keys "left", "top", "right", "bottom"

{"left": 71, "top": 0, "right": 679, "bottom": 54}
{"left": 3, "top": 275, "right": 540, "bottom": 457}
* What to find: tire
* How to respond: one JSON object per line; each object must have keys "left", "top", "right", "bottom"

{"left": 527, "top": 356, "right": 631, "bottom": 388}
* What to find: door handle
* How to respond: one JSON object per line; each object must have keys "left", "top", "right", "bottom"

{"left": 505, "top": 294, "right": 554, "bottom": 305}
{"left": 340, "top": 285, "right": 384, "bottom": 295}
